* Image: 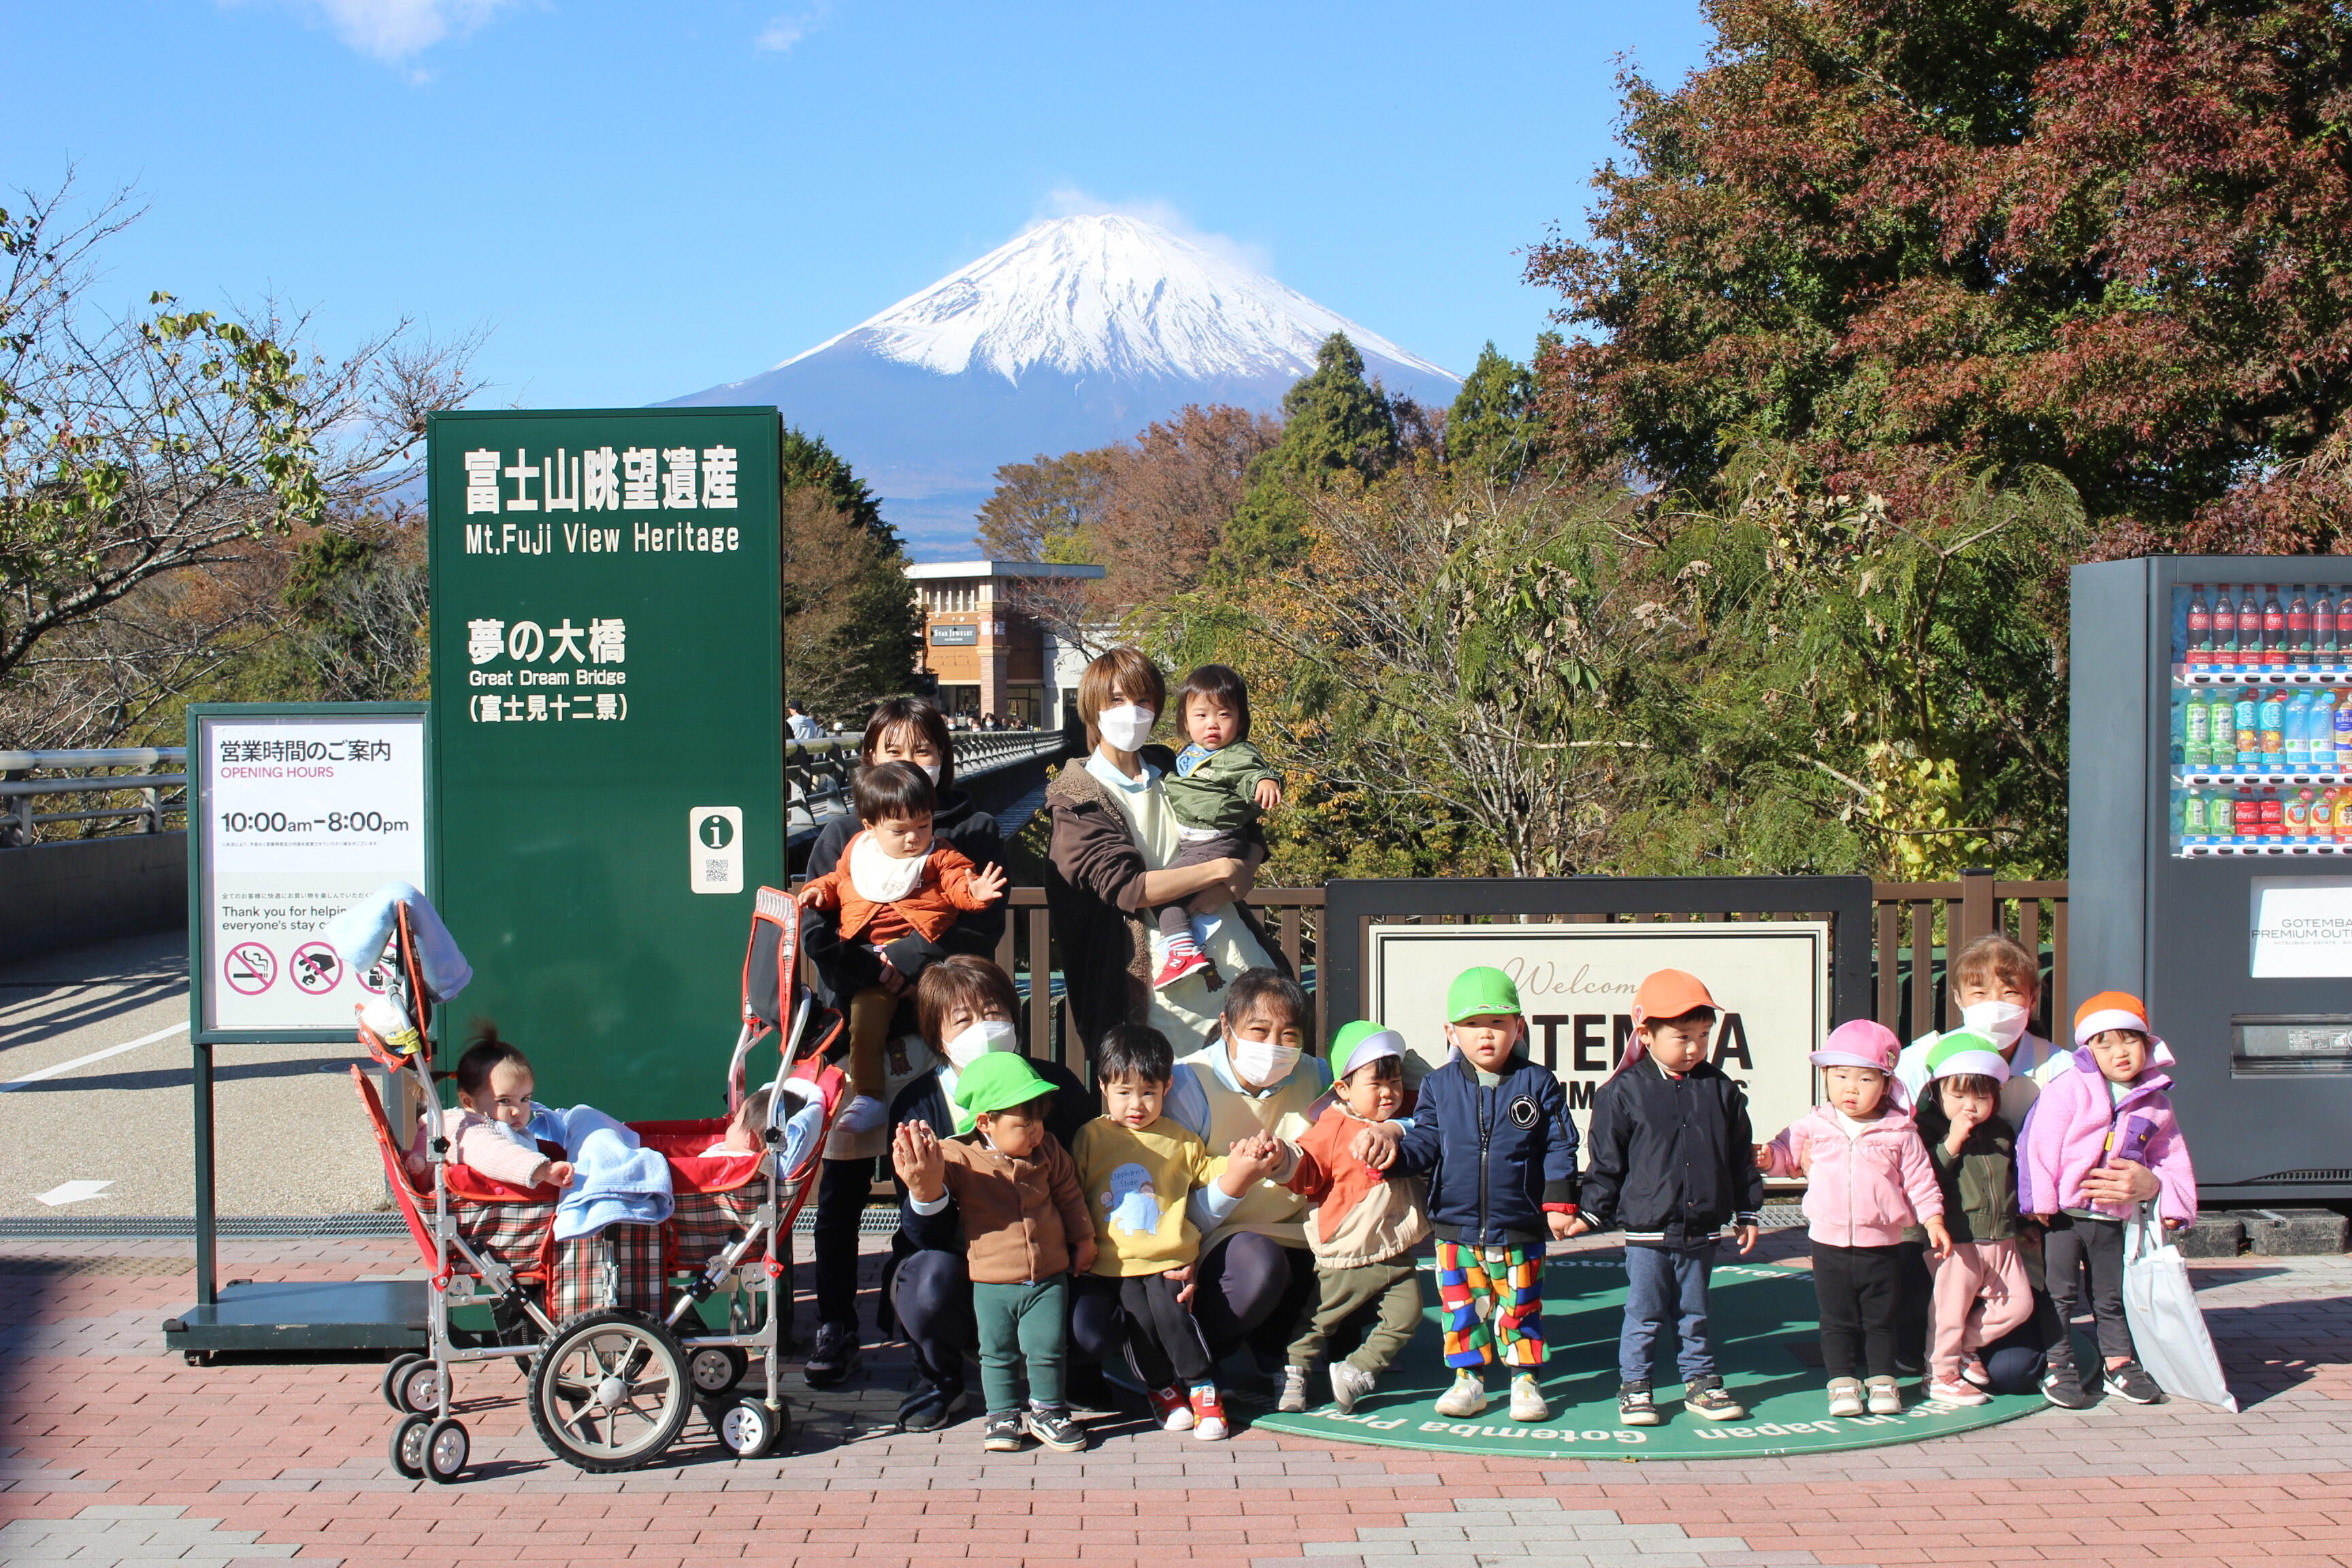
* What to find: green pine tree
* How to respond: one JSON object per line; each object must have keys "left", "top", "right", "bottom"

{"left": 779, "top": 427, "right": 920, "bottom": 722}
{"left": 1446, "top": 340, "right": 1543, "bottom": 487}
{"left": 1209, "top": 333, "right": 1397, "bottom": 584}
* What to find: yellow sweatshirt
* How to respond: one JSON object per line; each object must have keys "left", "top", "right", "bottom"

{"left": 1071, "top": 1118, "right": 1226, "bottom": 1277}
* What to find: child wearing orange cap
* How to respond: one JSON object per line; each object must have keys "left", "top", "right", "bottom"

{"left": 2016, "top": 992, "right": 2198, "bottom": 1409}
{"left": 1566, "top": 969, "right": 1764, "bottom": 1427}
{"left": 1759, "top": 1019, "right": 1950, "bottom": 1417}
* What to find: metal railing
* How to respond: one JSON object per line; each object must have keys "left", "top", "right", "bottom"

{"left": 0, "top": 747, "right": 188, "bottom": 847}
{"left": 786, "top": 729, "right": 1066, "bottom": 821}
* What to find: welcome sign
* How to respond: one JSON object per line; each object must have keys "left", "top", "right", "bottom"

{"left": 1367, "top": 921, "right": 1829, "bottom": 1139}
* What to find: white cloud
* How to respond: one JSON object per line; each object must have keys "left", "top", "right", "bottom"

{"left": 755, "top": 1, "right": 830, "bottom": 52}
{"left": 1037, "top": 189, "right": 1274, "bottom": 274}
{"left": 233, "top": 0, "right": 517, "bottom": 64}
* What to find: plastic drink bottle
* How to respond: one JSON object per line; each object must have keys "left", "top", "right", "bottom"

{"left": 2266, "top": 585, "right": 2288, "bottom": 668}
{"left": 2315, "top": 789, "right": 2335, "bottom": 841}
{"left": 2291, "top": 587, "right": 2314, "bottom": 667}
{"left": 2319, "top": 590, "right": 2338, "bottom": 668}
{"left": 2211, "top": 791, "right": 2236, "bottom": 838}
{"left": 2287, "top": 690, "right": 2313, "bottom": 767}
{"left": 2184, "top": 693, "right": 2211, "bottom": 766}
{"left": 2183, "top": 788, "right": 2207, "bottom": 837}
{"left": 2288, "top": 789, "right": 2313, "bottom": 839}
{"left": 2187, "top": 585, "right": 2212, "bottom": 669}
{"left": 2261, "top": 692, "right": 2287, "bottom": 765}
{"left": 2238, "top": 691, "right": 2263, "bottom": 765}
{"left": 2241, "top": 585, "right": 2264, "bottom": 670}
{"left": 2314, "top": 691, "right": 2338, "bottom": 767}
{"left": 2215, "top": 590, "right": 2239, "bottom": 666}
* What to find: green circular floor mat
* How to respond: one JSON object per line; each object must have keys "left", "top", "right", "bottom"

{"left": 1251, "top": 1256, "right": 2046, "bottom": 1459}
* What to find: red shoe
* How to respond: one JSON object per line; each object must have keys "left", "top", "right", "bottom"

{"left": 1154, "top": 949, "right": 1211, "bottom": 989}
{"left": 1148, "top": 1385, "right": 1195, "bottom": 1432}
{"left": 1189, "top": 1384, "right": 1229, "bottom": 1441}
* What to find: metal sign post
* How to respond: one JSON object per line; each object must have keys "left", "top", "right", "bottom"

{"left": 167, "top": 703, "right": 431, "bottom": 1357}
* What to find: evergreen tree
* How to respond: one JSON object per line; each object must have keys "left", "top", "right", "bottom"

{"left": 1445, "top": 340, "right": 1544, "bottom": 487}
{"left": 778, "top": 427, "right": 919, "bottom": 723}
{"left": 781, "top": 426, "right": 899, "bottom": 548}
{"left": 1209, "top": 333, "right": 1396, "bottom": 584}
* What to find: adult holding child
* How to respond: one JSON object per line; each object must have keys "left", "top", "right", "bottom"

{"left": 799, "top": 697, "right": 1008, "bottom": 1390}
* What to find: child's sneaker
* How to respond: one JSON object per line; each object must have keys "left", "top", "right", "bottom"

{"left": 1329, "top": 1361, "right": 1375, "bottom": 1415}
{"left": 2040, "top": 1364, "right": 2095, "bottom": 1409}
{"left": 2102, "top": 1360, "right": 2166, "bottom": 1404}
{"left": 1024, "top": 1405, "right": 1088, "bottom": 1452}
{"left": 1277, "top": 1365, "right": 1311, "bottom": 1413}
{"left": 1961, "top": 1358, "right": 1993, "bottom": 1388}
{"left": 1617, "top": 1381, "right": 1661, "bottom": 1426}
{"left": 1825, "top": 1377, "right": 1865, "bottom": 1418}
{"left": 1147, "top": 1384, "right": 1195, "bottom": 1433}
{"left": 1683, "top": 1376, "right": 1745, "bottom": 1421}
{"left": 1865, "top": 1375, "right": 1903, "bottom": 1414}
{"left": 1153, "top": 948, "right": 1211, "bottom": 990}
{"left": 1433, "top": 1370, "right": 1488, "bottom": 1418}
{"left": 1508, "top": 1373, "right": 1550, "bottom": 1422}
{"left": 1927, "top": 1375, "right": 1989, "bottom": 1406}
{"left": 1188, "top": 1385, "right": 1229, "bottom": 1441}
{"left": 981, "top": 1410, "right": 1026, "bottom": 1451}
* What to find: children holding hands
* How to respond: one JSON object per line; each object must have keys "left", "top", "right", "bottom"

{"left": 1760, "top": 1019, "right": 1949, "bottom": 1417}
{"left": 1071, "top": 1024, "right": 1284, "bottom": 1440}
{"left": 1569, "top": 969, "right": 1762, "bottom": 1426}
{"left": 891, "top": 1052, "right": 1095, "bottom": 1453}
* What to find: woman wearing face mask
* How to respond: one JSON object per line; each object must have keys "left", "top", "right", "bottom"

{"left": 1043, "top": 647, "right": 1290, "bottom": 1055}
{"left": 798, "top": 697, "right": 1008, "bottom": 1391}
{"left": 882, "top": 956, "right": 1094, "bottom": 1433}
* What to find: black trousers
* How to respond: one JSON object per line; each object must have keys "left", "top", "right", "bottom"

{"left": 813, "top": 1157, "right": 872, "bottom": 1332}
{"left": 1071, "top": 1272, "right": 1214, "bottom": 1388}
{"left": 2042, "top": 1213, "right": 2132, "bottom": 1365}
{"left": 1893, "top": 1239, "right": 1933, "bottom": 1370}
{"left": 1191, "top": 1232, "right": 1320, "bottom": 1365}
{"left": 1812, "top": 1242, "right": 1903, "bottom": 1379}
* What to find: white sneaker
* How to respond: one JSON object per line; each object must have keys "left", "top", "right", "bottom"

{"left": 1826, "top": 1377, "right": 1865, "bottom": 1418}
{"left": 1277, "top": 1365, "right": 1311, "bottom": 1414}
{"left": 1433, "top": 1370, "right": 1488, "bottom": 1418}
{"left": 1508, "top": 1374, "right": 1550, "bottom": 1422}
{"left": 1865, "top": 1375, "right": 1903, "bottom": 1415}
{"left": 1329, "top": 1362, "right": 1375, "bottom": 1415}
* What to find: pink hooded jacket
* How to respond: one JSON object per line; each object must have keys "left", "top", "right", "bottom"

{"left": 2016, "top": 1047, "right": 2198, "bottom": 1226}
{"left": 1762, "top": 1106, "right": 1944, "bottom": 1247}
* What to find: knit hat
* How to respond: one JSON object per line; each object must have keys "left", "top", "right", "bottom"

{"left": 1446, "top": 966, "right": 1522, "bottom": 1022}
{"left": 1925, "top": 1029, "right": 2011, "bottom": 1084}
{"left": 1613, "top": 968, "right": 1722, "bottom": 1076}
{"left": 1331, "top": 1020, "right": 1407, "bottom": 1081}
{"left": 2072, "top": 990, "right": 2174, "bottom": 1066}
{"left": 1812, "top": 1019, "right": 1901, "bottom": 1073}
{"left": 950, "top": 1051, "right": 1054, "bottom": 1116}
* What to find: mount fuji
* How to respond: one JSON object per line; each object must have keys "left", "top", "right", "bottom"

{"left": 666, "top": 214, "right": 1460, "bottom": 557}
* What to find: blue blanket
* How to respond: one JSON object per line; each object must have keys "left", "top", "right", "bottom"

{"left": 551, "top": 1109, "right": 675, "bottom": 1241}
{"left": 320, "top": 883, "right": 474, "bottom": 1002}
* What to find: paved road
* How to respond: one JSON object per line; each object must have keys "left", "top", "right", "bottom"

{"left": 0, "top": 932, "right": 384, "bottom": 1218}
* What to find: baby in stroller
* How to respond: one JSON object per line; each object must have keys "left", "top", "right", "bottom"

{"left": 698, "top": 1082, "right": 830, "bottom": 1173}
{"left": 404, "top": 1027, "right": 576, "bottom": 1190}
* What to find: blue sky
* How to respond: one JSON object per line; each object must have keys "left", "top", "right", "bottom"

{"left": 10, "top": 0, "right": 1711, "bottom": 410}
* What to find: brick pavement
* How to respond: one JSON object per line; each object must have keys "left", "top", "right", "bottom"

{"left": 3, "top": 1231, "right": 2350, "bottom": 1566}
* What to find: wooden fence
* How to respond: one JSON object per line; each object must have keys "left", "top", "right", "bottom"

{"left": 979, "top": 872, "right": 2070, "bottom": 1081}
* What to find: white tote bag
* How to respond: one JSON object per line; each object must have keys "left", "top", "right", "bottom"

{"left": 2121, "top": 1205, "right": 2238, "bottom": 1412}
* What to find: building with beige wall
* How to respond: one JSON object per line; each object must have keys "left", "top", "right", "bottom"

{"left": 905, "top": 561, "right": 1106, "bottom": 727}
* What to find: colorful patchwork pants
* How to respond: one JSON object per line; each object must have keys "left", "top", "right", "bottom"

{"left": 1435, "top": 1240, "right": 1545, "bottom": 1369}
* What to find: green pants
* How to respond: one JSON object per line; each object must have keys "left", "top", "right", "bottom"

{"left": 972, "top": 1274, "right": 1069, "bottom": 1414}
{"left": 1285, "top": 1258, "right": 1422, "bottom": 1377}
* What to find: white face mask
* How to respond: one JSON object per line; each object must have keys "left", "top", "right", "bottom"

{"left": 1228, "top": 1028, "right": 1301, "bottom": 1089}
{"left": 943, "top": 1017, "right": 1017, "bottom": 1069}
{"left": 1095, "top": 704, "right": 1156, "bottom": 753}
{"left": 1960, "top": 1000, "right": 2030, "bottom": 1049}
{"left": 917, "top": 762, "right": 943, "bottom": 784}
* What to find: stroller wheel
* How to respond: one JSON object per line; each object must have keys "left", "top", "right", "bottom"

{"left": 528, "top": 1308, "right": 693, "bottom": 1473}
{"left": 389, "top": 1413, "right": 431, "bottom": 1480}
{"left": 388, "top": 1355, "right": 444, "bottom": 1416}
{"left": 381, "top": 1353, "right": 425, "bottom": 1412}
{"left": 718, "top": 1396, "right": 783, "bottom": 1458}
{"left": 689, "top": 1346, "right": 748, "bottom": 1395}
{"left": 423, "top": 1418, "right": 469, "bottom": 1484}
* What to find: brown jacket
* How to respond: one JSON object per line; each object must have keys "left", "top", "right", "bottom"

{"left": 1043, "top": 752, "right": 1289, "bottom": 1056}
{"left": 935, "top": 1130, "right": 1092, "bottom": 1284}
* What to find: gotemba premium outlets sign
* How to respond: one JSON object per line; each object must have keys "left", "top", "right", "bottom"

{"left": 427, "top": 408, "right": 783, "bottom": 1118}
{"left": 1368, "top": 921, "right": 1829, "bottom": 1140}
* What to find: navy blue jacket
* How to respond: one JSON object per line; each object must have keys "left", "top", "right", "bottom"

{"left": 1389, "top": 1050, "right": 1580, "bottom": 1247}
{"left": 1577, "top": 1057, "right": 1764, "bottom": 1249}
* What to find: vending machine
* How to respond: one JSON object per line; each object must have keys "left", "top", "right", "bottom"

{"left": 2073, "top": 557, "right": 2352, "bottom": 1200}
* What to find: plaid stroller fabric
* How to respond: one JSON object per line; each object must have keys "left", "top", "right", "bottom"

{"left": 552, "top": 1223, "right": 668, "bottom": 1320}
{"left": 666, "top": 1188, "right": 764, "bottom": 1277}
{"left": 453, "top": 1200, "right": 557, "bottom": 1286}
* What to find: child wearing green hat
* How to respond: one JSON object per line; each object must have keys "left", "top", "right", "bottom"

{"left": 1383, "top": 966, "right": 1580, "bottom": 1423}
{"left": 1267, "top": 1019, "right": 1431, "bottom": 1414}
{"left": 1912, "top": 1030, "right": 2031, "bottom": 1407}
{"left": 891, "top": 1051, "right": 1096, "bottom": 1452}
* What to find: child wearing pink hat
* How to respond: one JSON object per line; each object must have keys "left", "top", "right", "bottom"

{"left": 1759, "top": 1019, "right": 1950, "bottom": 1416}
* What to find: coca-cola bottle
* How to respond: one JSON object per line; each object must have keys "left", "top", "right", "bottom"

{"left": 2187, "top": 585, "right": 2212, "bottom": 670}
{"left": 2265, "top": 585, "right": 2288, "bottom": 670}
{"left": 2291, "top": 587, "right": 2313, "bottom": 668}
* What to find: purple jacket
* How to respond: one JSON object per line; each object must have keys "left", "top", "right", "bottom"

{"left": 2016, "top": 1047, "right": 2198, "bottom": 1226}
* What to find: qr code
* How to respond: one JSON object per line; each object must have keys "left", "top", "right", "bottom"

{"left": 704, "top": 858, "right": 730, "bottom": 884}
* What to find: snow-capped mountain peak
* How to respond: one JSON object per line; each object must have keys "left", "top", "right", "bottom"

{"left": 777, "top": 214, "right": 1452, "bottom": 387}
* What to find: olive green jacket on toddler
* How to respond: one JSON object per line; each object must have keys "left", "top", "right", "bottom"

{"left": 1163, "top": 740, "right": 1279, "bottom": 834}
{"left": 1927, "top": 1118, "right": 2020, "bottom": 1243}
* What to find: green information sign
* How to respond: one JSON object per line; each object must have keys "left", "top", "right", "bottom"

{"left": 427, "top": 408, "right": 783, "bottom": 1117}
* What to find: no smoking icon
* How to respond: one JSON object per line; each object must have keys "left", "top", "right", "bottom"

{"left": 224, "top": 942, "right": 276, "bottom": 996}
